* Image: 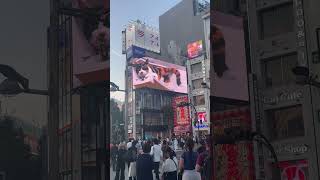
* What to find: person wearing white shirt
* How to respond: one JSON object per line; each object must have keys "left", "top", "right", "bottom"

{"left": 127, "top": 139, "right": 133, "bottom": 149}
{"left": 173, "top": 138, "right": 178, "bottom": 151}
{"left": 161, "top": 146, "right": 178, "bottom": 180}
{"left": 150, "top": 138, "right": 163, "bottom": 180}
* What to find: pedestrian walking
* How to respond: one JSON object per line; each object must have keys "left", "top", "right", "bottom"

{"left": 111, "top": 143, "right": 118, "bottom": 171}
{"left": 127, "top": 140, "right": 138, "bottom": 180}
{"left": 178, "top": 138, "right": 201, "bottom": 180}
{"left": 150, "top": 138, "right": 163, "bottom": 180}
{"left": 173, "top": 138, "right": 178, "bottom": 151}
{"left": 196, "top": 136, "right": 213, "bottom": 180}
{"left": 136, "top": 142, "right": 154, "bottom": 180}
{"left": 197, "top": 140, "right": 206, "bottom": 154}
{"left": 115, "top": 143, "right": 127, "bottom": 180}
{"left": 162, "top": 140, "right": 168, "bottom": 152}
{"left": 161, "top": 146, "right": 178, "bottom": 180}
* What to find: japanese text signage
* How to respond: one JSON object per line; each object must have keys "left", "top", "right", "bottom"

{"left": 294, "top": 0, "right": 308, "bottom": 67}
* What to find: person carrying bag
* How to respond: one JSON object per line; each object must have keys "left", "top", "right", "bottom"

{"left": 162, "top": 147, "right": 178, "bottom": 180}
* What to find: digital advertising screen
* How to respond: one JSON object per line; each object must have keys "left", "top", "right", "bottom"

{"left": 72, "top": 0, "right": 109, "bottom": 88}
{"left": 131, "top": 57, "right": 187, "bottom": 93}
{"left": 195, "top": 112, "right": 209, "bottom": 129}
{"left": 211, "top": 11, "right": 249, "bottom": 101}
{"left": 187, "top": 40, "right": 203, "bottom": 59}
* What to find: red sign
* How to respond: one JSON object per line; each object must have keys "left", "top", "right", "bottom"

{"left": 187, "top": 40, "right": 203, "bottom": 59}
{"left": 172, "top": 96, "right": 191, "bottom": 134}
{"left": 278, "top": 160, "right": 308, "bottom": 180}
{"left": 212, "top": 107, "right": 255, "bottom": 180}
{"left": 214, "top": 143, "right": 255, "bottom": 180}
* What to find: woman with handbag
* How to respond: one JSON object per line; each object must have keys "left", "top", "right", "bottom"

{"left": 161, "top": 147, "right": 178, "bottom": 180}
{"left": 178, "top": 138, "right": 201, "bottom": 180}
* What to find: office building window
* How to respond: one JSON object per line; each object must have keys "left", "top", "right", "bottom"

{"left": 191, "top": 62, "right": 202, "bottom": 74}
{"left": 259, "top": 3, "right": 294, "bottom": 39}
{"left": 267, "top": 105, "right": 304, "bottom": 140}
{"left": 144, "top": 112, "right": 162, "bottom": 126}
{"left": 263, "top": 53, "right": 297, "bottom": 87}
{"left": 192, "top": 78, "right": 203, "bottom": 90}
{"left": 193, "top": 95, "right": 205, "bottom": 106}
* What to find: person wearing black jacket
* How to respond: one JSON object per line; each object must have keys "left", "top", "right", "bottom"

{"left": 128, "top": 140, "right": 138, "bottom": 180}
{"left": 136, "top": 142, "right": 153, "bottom": 180}
{"left": 111, "top": 144, "right": 118, "bottom": 171}
{"left": 115, "top": 143, "right": 126, "bottom": 180}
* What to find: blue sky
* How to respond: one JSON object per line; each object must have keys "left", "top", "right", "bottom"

{"left": 110, "top": 0, "right": 182, "bottom": 101}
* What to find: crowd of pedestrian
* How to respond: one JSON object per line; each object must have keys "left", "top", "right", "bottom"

{"left": 110, "top": 135, "right": 212, "bottom": 180}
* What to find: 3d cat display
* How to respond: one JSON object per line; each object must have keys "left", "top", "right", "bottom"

{"left": 132, "top": 58, "right": 181, "bottom": 86}
{"left": 211, "top": 24, "right": 228, "bottom": 78}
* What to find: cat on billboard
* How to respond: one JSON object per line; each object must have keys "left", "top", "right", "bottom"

{"left": 72, "top": 0, "right": 109, "bottom": 88}
{"left": 211, "top": 25, "right": 234, "bottom": 79}
{"left": 131, "top": 57, "right": 187, "bottom": 93}
{"left": 211, "top": 11, "right": 249, "bottom": 101}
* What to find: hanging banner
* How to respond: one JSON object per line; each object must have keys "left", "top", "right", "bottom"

{"left": 172, "top": 96, "right": 191, "bottom": 134}
{"left": 212, "top": 107, "right": 255, "bottom": 180}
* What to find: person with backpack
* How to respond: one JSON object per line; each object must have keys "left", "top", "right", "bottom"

{"left": 196, "top": 136, "right": 212, "bottom": 180}
{"left": 136, "top": 142, "right": 154, "bottom": 180}
{"left": 179, "top": 138, "right": 201, "bottom": 180}
{"left": 127, "top": 140, "right": 138, "bottom": 180}
{"left": 161, "top": 146, "right": 178, "bottom": 180}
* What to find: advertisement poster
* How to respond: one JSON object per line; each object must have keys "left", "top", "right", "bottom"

{"left": 278, "top": 160, "right": 308, "bottom": 180}
{"left": 187, "top": 40, "right": 203, "bottom": 59}
{"left": 212, "top": 107, "right": 255, "bottom": 180}
{"left": 172, "top": 96, "right": 191, "bottom": 134}
{"left": 72, "top": 0, "right": 109, "bottom": 88}
{"left": 131, "top": 57, "right": 187, "bottom": 93}
{"left": 214, "top": 143, "right": 255, "bottom": 180}
{"left": 195, "top": 112, "right": 209, "bottom": 129}
{"left": 211, "top": 11, "right": 249, "bottom": 101}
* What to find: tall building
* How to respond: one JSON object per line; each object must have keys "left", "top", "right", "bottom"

{"left": 246, "top": 0, "right": 320, "bottom": 179}
{"left": 160, "top": 0, "right": 211, "bottom": 136}
{"left": 122, "top": 0, "right": 210, "bottom": 140}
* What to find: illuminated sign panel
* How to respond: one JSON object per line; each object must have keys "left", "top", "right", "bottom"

{"left": 187, "top": 40, "right": 203, "bottom": 59}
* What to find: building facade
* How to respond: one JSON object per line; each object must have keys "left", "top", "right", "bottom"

{"left": 247, "top": 0, "right": 320, "bottom": 179}
{"left": 48, "top": 0, "right": 109, "bottom": 180}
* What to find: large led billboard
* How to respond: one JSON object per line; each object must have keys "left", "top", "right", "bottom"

{"left": 72, "top": 0, "right": 109, "bottom": 88}
{"left": 211, "top": 11, "right": 249, "bottom": 101}
{"left": 131, "top": 57, "right": 187, "bottom": 93}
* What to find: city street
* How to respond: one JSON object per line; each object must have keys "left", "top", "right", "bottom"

{"left": 110, "top": 149, "right": 183, "bottom": 180}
